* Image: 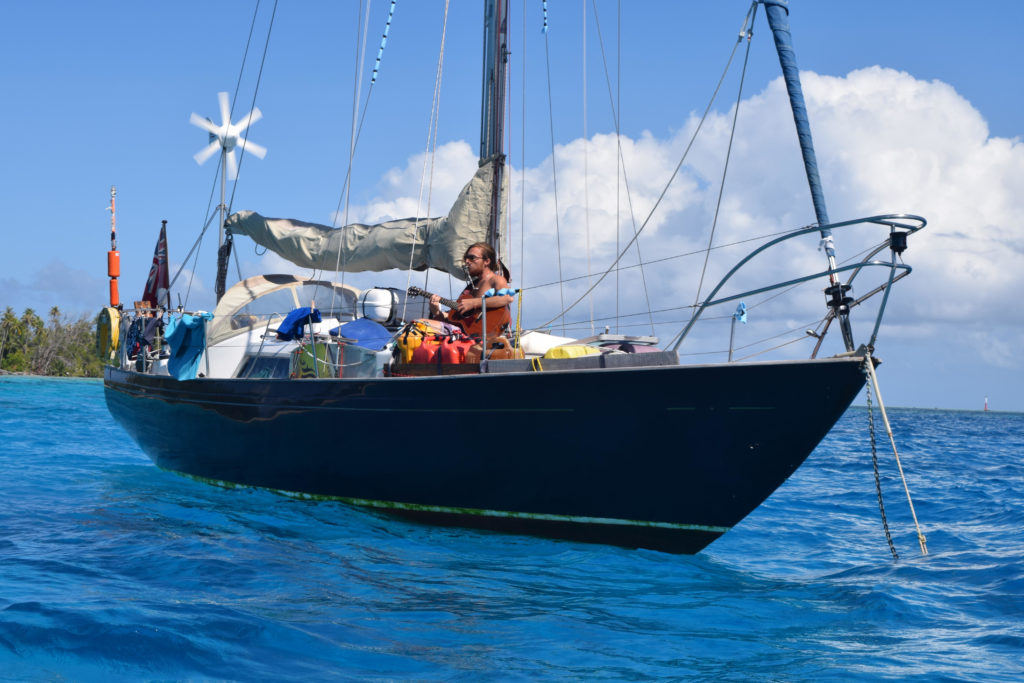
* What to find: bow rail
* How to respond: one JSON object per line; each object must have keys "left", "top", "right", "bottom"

{"left": 669, "top": 213, "right": 926, "bottom": 354}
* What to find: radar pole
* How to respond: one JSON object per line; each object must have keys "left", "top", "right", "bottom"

{"left": 107, "top": 186, "right": 120, "bottom": 307}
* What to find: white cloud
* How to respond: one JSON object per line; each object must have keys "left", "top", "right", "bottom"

{"left": 517, "top": 68, "right": 1024, "bottom": 360}
{"left": 334, "top": 141, "right": 480, "bottom": 225}
{"left": 967, "top": 329, "right": 1021, "bottom": 369}
{"left": 800, "top": 69, "right": 1023, "bottom": 306}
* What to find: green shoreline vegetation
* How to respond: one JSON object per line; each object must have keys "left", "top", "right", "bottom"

{"left": 0, "top": 306, "right": 103, "bottom": 378}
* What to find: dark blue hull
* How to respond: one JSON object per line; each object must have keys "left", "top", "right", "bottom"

{"left": 104, "top": 356, "right": 866, "bottom": 553}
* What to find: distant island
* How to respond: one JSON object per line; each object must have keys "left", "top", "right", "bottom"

{"left": 0, "top": 306, "right": 103, "bottom": 378}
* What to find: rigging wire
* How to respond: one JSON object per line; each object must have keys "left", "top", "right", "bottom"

{"left": 547, "top": 223, "right": 902, "bottom": 360}
{"left": 370, "top": 0, "right": 396, "bottom": 84}
{"left": 529, "top": 231, "right": 824, "bottom": 351}
{"left": 728, "top": 316, "right": 828, "bottom": 358}
{"left": 175, "top": 0, "right": 271, "bottom": 310}
{"left": 501, "top": 2, "right": 514, "bottom": 300}
{"left": 541, "top": 4, "right": 567, "bottom": 335}
{"left": 694, "top": 8, "right": 755, "bottom": 305}
{"left": 176, "top": 211, "right": 218, "bottom": 309}
{"left": 701, "top": 237, "right": 903, "bottom": 360}
{"left": 729, "top": 332, "right": 809, "bottom": 361}
{"left": 530, "top": 234, "right": 888, "bottom": 359}
{"left": 232, "top": 232, "right": 243, "bottom": 284}
{"left": 226, "top": 0, "right": 278, "bottom": 224}
{"left": 590, "top": 0, "right": 654, "bottom": 335}
{"left": 401, "top": 0, "right": 451, "bottom": 310}
{"left": 529, "top": 225, "right": 794, "bottom": 292}
{"left": 690, "top": 232, "right": 889, "bottom": 356}
{"left": 331, "top": 0, "right": 375, "bottom": 289}
{"left": 323, "top": 1, "right": 398, "bottom": 321}
{"left": 616, "top": 0, "right": 621, "bottom": 332}
{"left": 518, "top": 0, "right": 527, "bottom": 325}
{"left": 330, "top": 0, "right": 397, "bottom": 232}
{"left": 581, "top": 0, "right": 594, "bottom": 335}
{"left": 534, "top": 2, "right": 757, "bottom": 332}
{"left": 738, "top": 238, "right": 891, "bottom": 355}
{"left": 222, "top": 0, "right": 277, "bottom": 308}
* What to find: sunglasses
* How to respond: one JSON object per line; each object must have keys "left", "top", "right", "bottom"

{"left": 463, "top": 255, "right": 483, "bottom": 262}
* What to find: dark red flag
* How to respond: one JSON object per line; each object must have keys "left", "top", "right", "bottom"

{"left": 142, "top": 222, "right": 169, "bottom": 309}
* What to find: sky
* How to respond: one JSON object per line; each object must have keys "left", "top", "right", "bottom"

{"left": 0, "top": 1, "right": 1021, "bottom": 411}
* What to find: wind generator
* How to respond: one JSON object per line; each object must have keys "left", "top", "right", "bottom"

{"left": 190, "top": 92, "right": 266, "bottom": 248}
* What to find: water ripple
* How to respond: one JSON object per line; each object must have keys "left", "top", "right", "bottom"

{"left": 0, "top": 378, "right": 1021, "bottom": 680}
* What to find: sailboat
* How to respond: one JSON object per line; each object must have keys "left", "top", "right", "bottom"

{"left": 100, "top": 0, "right": 924, "bottom": 554}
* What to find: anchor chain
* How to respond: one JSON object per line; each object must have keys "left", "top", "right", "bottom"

{"left": 864, "top": 363, "right": 899, "bottom": 560}
{"left": 862, "top": 356, "right": 929, "bottom": 557}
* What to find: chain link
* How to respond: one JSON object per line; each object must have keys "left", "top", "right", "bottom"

{"left": 864, "top": 359, "right": 899, "bottom": 560}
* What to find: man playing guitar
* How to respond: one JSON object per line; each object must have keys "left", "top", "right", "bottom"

{"left": 428, "top": 242, "right": 512, "bottom": 335}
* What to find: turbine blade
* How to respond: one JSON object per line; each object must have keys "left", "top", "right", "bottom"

{"left": 189, "top": 113, "right": 221, "bottom": 136}
{"left": 226, "top": 150, "right": 239, "bottom": 180}
{"left": 230, "top": 107, "right": 262, "bottom": 136}
{"left": 193, "top": 140, "right": 221, "bottom": 165}
{"left": 237, "top": 137, "right": 267, "bottom": 159}
{"left": 217, "top": 92, "right": 231, "bottom": 127}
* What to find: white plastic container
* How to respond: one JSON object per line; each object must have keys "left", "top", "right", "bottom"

{"left": 357, "top": 287, "right": 429, "bottom": 327}
{"left": 519, "top": 330, "right": 578, "bottom": 357}
{"left": 358, "top": 288, "right": 398, "bottom": 324}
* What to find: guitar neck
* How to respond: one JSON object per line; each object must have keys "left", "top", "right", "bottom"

{"left": 407, "top": 285, "right": 509, "bottom": 335}
{"left": 408, "top": 287, "right": 459, "bottom": 310}
{"left": 436, "top": 294, "right": 460, "bottom": 309}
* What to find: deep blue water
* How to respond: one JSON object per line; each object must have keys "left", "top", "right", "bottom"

{"left": 1, "top": 377, "right": 1021, "bottom": 681}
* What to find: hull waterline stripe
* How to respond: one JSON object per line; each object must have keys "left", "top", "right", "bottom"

{"left": 341, "top": 497, "right": 731, "bottom": 532}
{"left": 108, "top": 383, "right": 573, "bottom": 413}
{"left": 179, "top": 472, "right": 731, "bottom": 534}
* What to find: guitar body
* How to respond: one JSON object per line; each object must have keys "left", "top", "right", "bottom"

{"left": 408, "top": 286, "right": 511, "bottom": 337}
{"left": 448, "top": 291, "right": 511, "bottom": 336}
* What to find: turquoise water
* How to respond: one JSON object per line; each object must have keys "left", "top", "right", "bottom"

{"left": 1, "top": 376, "right": 1021, "bottom": 680}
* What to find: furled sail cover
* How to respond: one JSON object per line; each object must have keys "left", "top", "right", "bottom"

{"left": 225, "top": 159, "right": 505, "bottom": 276}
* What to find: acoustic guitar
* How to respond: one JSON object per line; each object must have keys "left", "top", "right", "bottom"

{"left": 407, "top": 286, "right": 511, "bottom": 336}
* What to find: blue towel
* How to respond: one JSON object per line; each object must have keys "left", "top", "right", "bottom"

{"left": 276, "top": 307, "right": 321, "bottom": 341}
{"left": 329, "top": 317, "right": 392, "bottom": 351}
{"left": 165, "top": 312, "right": 214, "bottom": 380}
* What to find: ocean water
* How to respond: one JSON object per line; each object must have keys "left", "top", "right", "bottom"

{"left": 0, "top": 377, "right": 1021, "bottom": 681}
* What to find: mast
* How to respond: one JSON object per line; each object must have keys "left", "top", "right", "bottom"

{"left": 761, "top": 0, "right": 856, "bottom": 351}
{"left": 480, "top": 0, "right": 509, "bottom": 250}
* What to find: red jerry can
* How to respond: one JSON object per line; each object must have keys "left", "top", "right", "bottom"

{"left": 411, "top": 336, "right": 442, "bottom": 364}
